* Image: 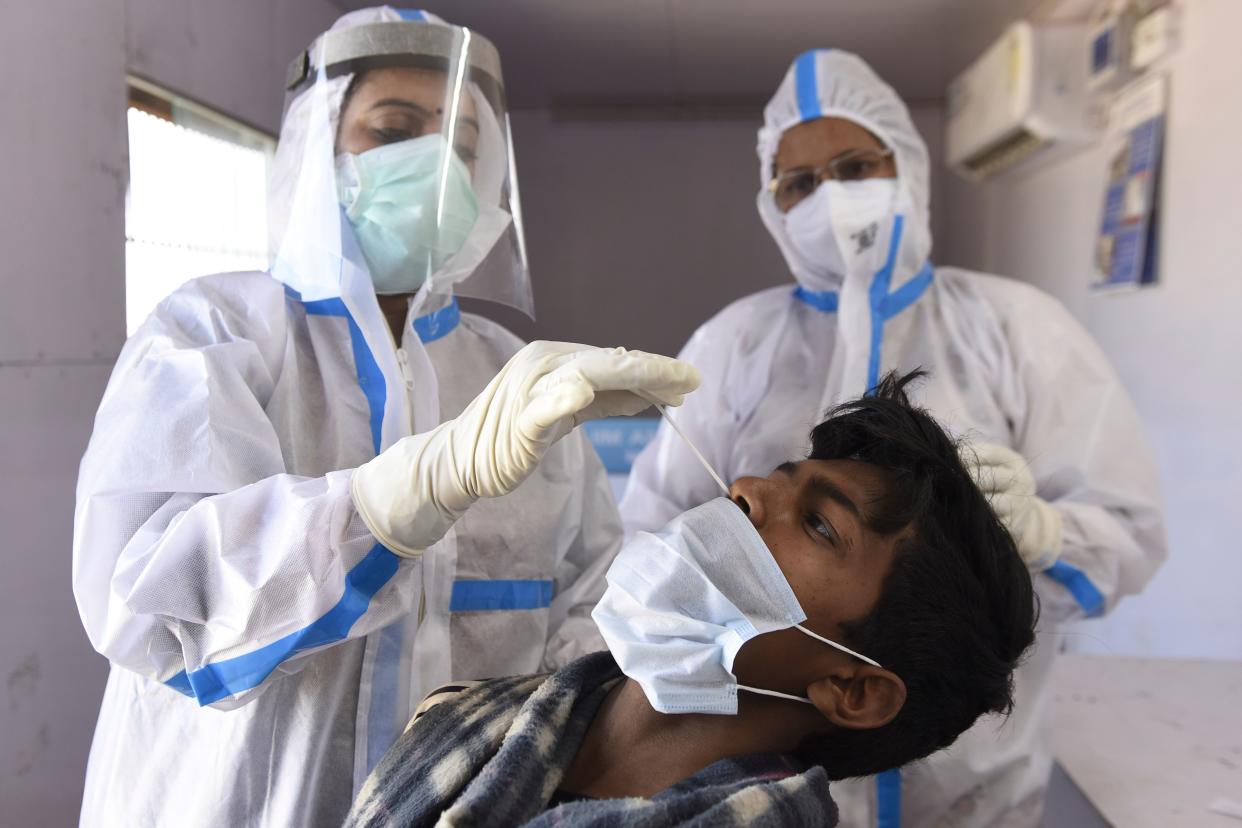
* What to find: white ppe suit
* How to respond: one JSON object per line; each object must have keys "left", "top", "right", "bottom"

{"left": 620, "top": 50, "right": 1166, "bottom": 828}
{"left": 74, "top": 8, "right": 620, "bottom": 827}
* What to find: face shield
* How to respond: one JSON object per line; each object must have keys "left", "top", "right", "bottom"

{"left": 269, "top": 15, "right": 531, "bottom": 316}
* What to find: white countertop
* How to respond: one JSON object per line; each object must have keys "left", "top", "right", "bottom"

{"left": 1054, "top": 654, "right": 1242, "bottom": 827}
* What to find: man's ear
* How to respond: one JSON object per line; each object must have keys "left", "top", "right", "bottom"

{"left": 806, "top": 665, "right": 906, "bottom": 730}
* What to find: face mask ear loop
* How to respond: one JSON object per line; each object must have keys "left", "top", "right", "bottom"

{"left": 655, "top": 404, "right": 730, "bottom": 496}
{"left": 794, "top": 624, "right": 883, "bottom": 668}
{"left": 737, "top": 684, "right": 815, "bottom": 705}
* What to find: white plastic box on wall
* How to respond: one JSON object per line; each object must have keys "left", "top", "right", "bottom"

{"left": 1131, "top": 5, "right": 1180, "bottom": 69}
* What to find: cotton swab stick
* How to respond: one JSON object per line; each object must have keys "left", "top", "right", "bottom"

{"left": 654, "top": 404, "right": 730, "bottom": 496}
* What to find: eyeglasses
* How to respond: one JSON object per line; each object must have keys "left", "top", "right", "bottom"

{"left": 768, "top": 148, "right": 895, "bottom": 212}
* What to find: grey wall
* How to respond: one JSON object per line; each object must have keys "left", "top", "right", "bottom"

{"left": 0, "top": 0, "right": 340, "bottom": 822}
{"left": 485, "top": 105, "right": 946, "bottom": 357}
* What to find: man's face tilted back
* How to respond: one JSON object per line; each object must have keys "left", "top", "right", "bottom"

{"left": 729, "top": 459, "right": 910, "bottom": 728}
{"left": 662, "top": 371, "right": 1038, "bottom": 781}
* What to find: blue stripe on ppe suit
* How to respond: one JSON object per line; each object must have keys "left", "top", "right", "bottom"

{"left": 164, "top": 289, "right": 463, "bottom": 704}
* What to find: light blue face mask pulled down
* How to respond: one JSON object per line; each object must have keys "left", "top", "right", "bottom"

{"left": 336, "top": 134, "right": 479, "bottom": 295}
{"left": 592, "top": 496, "right": 880, "bottom": 715}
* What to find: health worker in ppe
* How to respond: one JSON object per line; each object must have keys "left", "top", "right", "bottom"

{"left": 72, "top": 8, "right": 699, "bottom": 827}
{"left": 620, "top": 49, "right": 1166, "bottom": 828}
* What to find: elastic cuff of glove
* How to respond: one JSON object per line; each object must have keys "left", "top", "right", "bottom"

{"left": 349, "top": 471, "right": 427, "bottom": 559}
{"left": 1024, "top": 501, "right": 1064, "bottom": 573}
{"left": 349, "top": 455, "right": 466, "bottom": 559}
{"left": 1026, "top": 547, "right": 1061, "bottom": 573}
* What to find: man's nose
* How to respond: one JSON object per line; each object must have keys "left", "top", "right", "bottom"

{"left": 729, "top": 476, "right": 771, "bottom": 528}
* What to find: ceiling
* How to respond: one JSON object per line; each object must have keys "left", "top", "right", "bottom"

{"left": 330, "top": 0, "right": 1059, "bottom": 113}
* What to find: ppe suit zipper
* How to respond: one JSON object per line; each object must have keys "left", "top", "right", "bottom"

{"left": 396, "top": 328, "right": 423, "bottom": 621}
{"left": 395, "top": 347, "right": 417, "bottom": 435}
{"left": 394, "top": 343, "right": 427, "bottom": 623}
{"left": 395, "top": 348, "right": 415, "bottom": 391}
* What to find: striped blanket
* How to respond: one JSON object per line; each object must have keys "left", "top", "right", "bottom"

{"left": 345, "top": 651, "right": 837, "bottom": 827}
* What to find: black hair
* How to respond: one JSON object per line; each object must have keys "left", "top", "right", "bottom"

{"left": 797, "top": 370, "right": 1037, "bottom": 780}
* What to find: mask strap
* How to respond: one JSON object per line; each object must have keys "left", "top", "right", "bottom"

{"left": 736, "top": 627, "right": 883, "bottom": 707}
{"left": 654, "top": 403, "right": 730, "bottom": 495}
{"left": 737, "top": 684, "right": 814, "bottom": 705}
{"left": 795, "top": 624, "right": 883, "bottom": 668}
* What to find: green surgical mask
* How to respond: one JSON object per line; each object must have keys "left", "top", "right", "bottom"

{"left": 336, "top": 135, "right": 479, "bottom": 295}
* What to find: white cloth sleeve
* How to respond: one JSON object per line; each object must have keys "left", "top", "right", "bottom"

{"left": 994, "top": 285, "right": 1167, "bottom": 622}
{"left": 72, "top": 283, "right": 416, "bottom": 709}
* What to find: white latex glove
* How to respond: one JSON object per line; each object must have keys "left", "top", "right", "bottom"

{"left": 966, "top": 442, "right": 1063, "bottom": 572}
{"left": 351, "top": 341, "right": 701, "bottom": 557}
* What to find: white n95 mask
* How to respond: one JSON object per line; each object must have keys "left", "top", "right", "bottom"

{"left": 337, "top": 134, "right": 479, "bottom": 295}
{"left": 592, "top": 496, "right": 880, "bottom": 715}
{"left": 783, "top": 178, "right": 897, "bottom": 286}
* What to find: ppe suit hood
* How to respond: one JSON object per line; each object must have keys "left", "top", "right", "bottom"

{"left": 754, "top": 49, "right": 935, "bottom": 396}
{"left": 755, "top": 49, "right": 932, "bottom": 297}
{"left": 267, "top": 6, "right": 446, "bottom": 295}
{"left": 267, "top": 6, "right": 530, "bottom": 317}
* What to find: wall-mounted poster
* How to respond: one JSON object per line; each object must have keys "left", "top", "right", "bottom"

{"left": 1094, "top": 74, "right": 1167, "bottom": 290}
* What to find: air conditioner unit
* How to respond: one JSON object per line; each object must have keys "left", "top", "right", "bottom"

{"left": 946, "top": 21, "right": 1095, "bottom": 181}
